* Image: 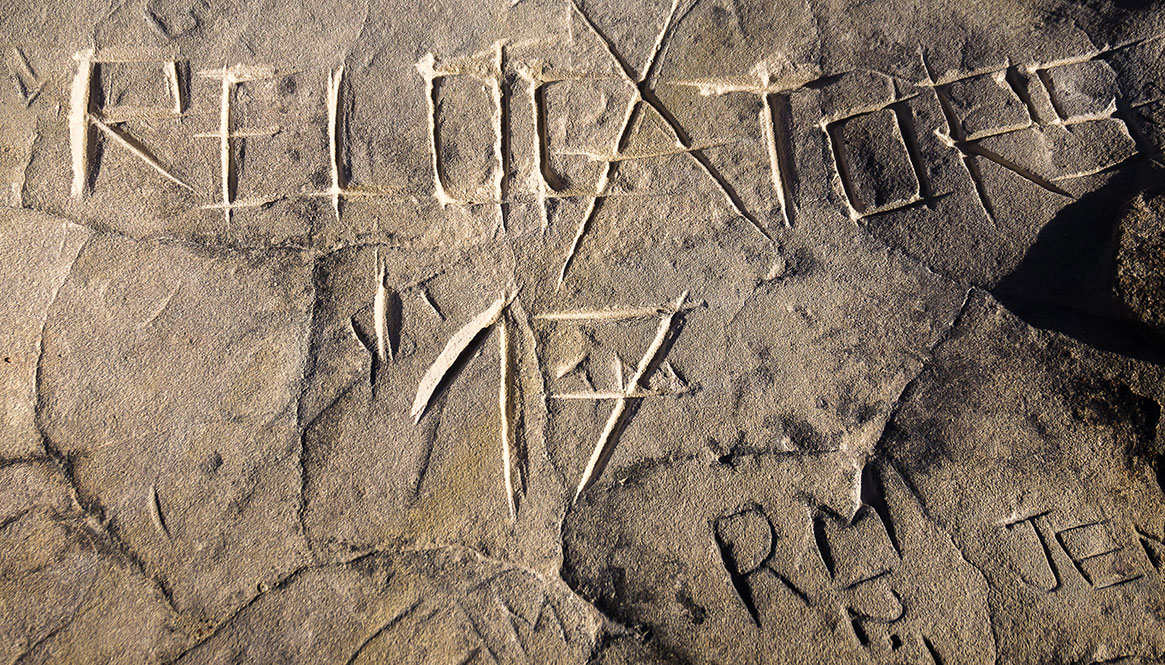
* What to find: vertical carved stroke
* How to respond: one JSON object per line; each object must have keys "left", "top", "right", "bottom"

{"left": 373, "top": 253, "right": 393, "bottom": 364}
{"left": 498, "top": 315, "right": 518, "bottom": 519}
{"left": 490, "top": 42, "right": 507, "bottom": 231}
{"left": 761, "top": 90, "right": 797, "bottom": 227}
{"left": 218, "top": 67, "right": 234, "bottom": 225}
{"left": 327, "top": 65, "right": 346, "bottom": 221}
{"left": 69, "top": 50, "right": 94, "bottom": 198}
{"left": 416, "top": 55, "right": 455, "bottom": 208}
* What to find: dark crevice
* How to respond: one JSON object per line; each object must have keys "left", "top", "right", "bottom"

{"left": 992, "top": 160, "right": 1165, "bottom": 365}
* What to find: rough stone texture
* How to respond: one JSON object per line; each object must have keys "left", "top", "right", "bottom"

{"left": 881, "top": 291, "right": 1165, "bottom": 665}
{"left": 1116, "top": 192, "right": 1165, "bottom": 335}
{"left": 0, "top": 0, "right": 1164, "bottom": 662}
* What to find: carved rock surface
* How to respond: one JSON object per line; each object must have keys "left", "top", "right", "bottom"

{"left": 0, "top": 0, "right": 1163, "bottom": 662}
{"left": 882, "top": 291, "right": 1165, "bottom": 664}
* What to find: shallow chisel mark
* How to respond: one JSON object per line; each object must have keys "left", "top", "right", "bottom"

{"left": 660, "top": 360, "right": 686, "bottom": 391}
{"left": 11, "top": 73, "right": 28, "bottom": 102}
{"left": 143, "top": 8, "right": 171, "bottom": 39}
{"left": 922, "top": 635, "right": 945, "bottom": 665}
{"left": 13, "top": 47, "right": 35, "bottom": 80}
{"left": 419, "top": 287, "right": 444, "bottom": 320}
{"left": 1115, "top": 96, "right": 1156, "bottom": 158}
{"left": 412, "top": 416, "right": 441, "bottom": 498}
{"left": 349, "top": 315, "right": 373, "bottom": 353}
{"left": 642, "top": 85, "right": 770, "bottom": 237}
{"left": 196, "top": 64, "right": 279, "bottom": 225}
{"left": 195, "top": 63, "right": 277, "bottom": 80}
{"left": 562, "top": 140, "right": 735, "bottom": 162}
{"left": 149, "top": 483, "right": 170, "bottom": 539}
{"left": 1139, "top": 538, "right": 1163, "bottom": 570}
{"left": 531, "top": 73, "right": 554, "bottom": 228}
{"left": 416, "top": 43, "right": 508, "bottom": 214}
{"left": 580, "top": 368, "right": 596, "bottom": 392}
{"left": 812, "top": 514, "right": 835, "bottom": 577}
{"left": 568, "top": 0, "right": 653, "bottom": 83}
{"left": 668, "top": 70, "right": 820, "bottom": 95}
{"left": 1033, "top": 68, "right": 1075, "bottom": 122}
{"left": 860, "top": 461, "right": 901, "bottom": 557}
{"left": 773, "top": 570, "right": 811, "bottom": 606}
{"left": 557, "top": 186, "right": 606, "bottom": 287}
{"left": 575, "top": 0, "right": 765, "bottom": 234}
{"left": 714, "top": 527, "right": 763, "bottom": 625}
{"left": 193, "top": 127, "right": 279, "bottom": 139}
{"left": 574, "top": 291, "right": 687, "bottom": 501}
{"left": 219, "top": 69, "right": 233, "bottom": 224}
{"left": 165, "top": 61, "right": 182, "bottom": 114}
{"left": 893, "top": 104, "right": 932, "bottom": 202}
{"left": 823, "top": 102, "right": 931, "bottom": 220}
{"left": 519, "top": 64, "right": 570, "bottom": 228}
{"left": 1094, "top": 573, "right": 1144, "bottom": 589}
{"left": 711, "top": 504, "right": 812, "bottom": 625}
{"left": 1001, "top": 510, "right": 1061, "bottom": 591}
{"left": 544, "top": 189, "right": 687, "bottom": 200}
{"left": 344, "top": 596, "right": 424, "bottom": 665}
{"left": 843, "top": 569, "right": 894, "bottom": 594}
{"left": 495, "top": 597, "right": 529, "bottom": 657}
{"left": 1004, "top": 65, "right": 1041, "bottom": 125}
{"left": 558, "top": 0, "right": 657, "bottom": 286}
{"left": 11, "top": 48, "right": 42, "bottom": 107}
{"left": 553, "top": 84, "right": 644, "bottom": 284}
{"left": 762, "top": 89, "right": 796, "bottom": 226}
{"left": 849, "top": 610, "right": 869, "bottom": 646}
{"left": 23, "top": 85, "right": 42, "bottom": 107}
{"left": 412, "top": 291, "right": 515, "bottom": 423}
{"left": 822, "top": 119, "right": 859, "bottom": 219}
{"left": 199, "top": 195, "right": 282, "bottom": 211}
{"left": 534, "top": 597, "right": 568, "bottom": 641}
{"left": 11, "top": 129, "right": 36, "bottom": 207}
{"left": 347, "top": 314, "right": 377, "bottom": 390}
{"left": 139, "top": 285, "right": 179, "bottom": 327}
{"left": 416, "top": 55, "right": 456, "bottom": 208}
{"left": 555, "top": 351, "right": 586, "bottom": 378}
{"left": 456, "top": 601, "right": 500, "bottom": 663}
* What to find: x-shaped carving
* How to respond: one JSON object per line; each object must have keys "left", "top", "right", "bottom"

{"left": 557, "top": 0, "right": 772, "bottom": 287}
